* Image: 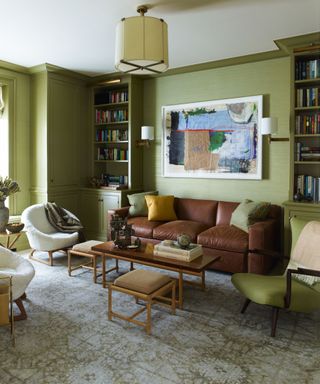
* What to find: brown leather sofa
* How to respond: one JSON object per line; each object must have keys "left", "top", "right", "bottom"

{"left": 108, "top": 198, "right": 282, "bottom": 274}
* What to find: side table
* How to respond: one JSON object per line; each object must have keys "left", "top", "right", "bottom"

{"left": 0, "top": 231, "right": 25, "bottom": 250}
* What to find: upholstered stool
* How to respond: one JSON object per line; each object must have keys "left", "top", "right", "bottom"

{"left": 108, "top": 269, "right": 176, "bottom": 334}
{"left": 68, "top": 240, "right": 119, "bottom": 283}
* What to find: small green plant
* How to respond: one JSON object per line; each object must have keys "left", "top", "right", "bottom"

{"left": 0, "top": 176, "right": 20, "bottom": 202}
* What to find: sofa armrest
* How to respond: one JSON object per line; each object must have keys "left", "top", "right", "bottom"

{"left": 107, "top": 207, "right": 130, "bottom": 240}
{"left": 248, "top": 219, "right": 280, "bottom": 274}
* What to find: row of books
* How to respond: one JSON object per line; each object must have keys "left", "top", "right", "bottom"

{"left": 98, "top": 174, "right": 128, "bottom": 187}
{"left": 94, "top": 89, "right": 128, "bottom": 105}
{"left": 296, "top": 87, "right": 320, "bottom": 108}
{"left": 295, "top": 113, "right": 320, "bottom": 134}
{"left": 296, "top": 175, "right": 320, "bottom": 202}
{"left": 295, "top": 59, "right": 320, "bottom": 81}
{"left": 95, "top": 129, "right": 128, "bottom": 142}
{"left": 97, "top": 148, "right": 128, "bottom": 161}
{"left": 153, "top": 241, "right": 203, "bottom": 262}
{"left": 95, "top": 109, "right": 128, "bottom": 124}
{"left": 295, "top": 143, "right": 320, "bottom": 161}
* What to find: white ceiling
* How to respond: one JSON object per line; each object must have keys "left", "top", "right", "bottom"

{"left": 1, "top": 0, "right": 320, "bottom": 76}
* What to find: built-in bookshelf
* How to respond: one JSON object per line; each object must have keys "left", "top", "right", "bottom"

{"left": 293, "top": 45, "right": 320, "bottom": 203}
{"left": 93, "top": 84, "right": 130, "bottom": 190}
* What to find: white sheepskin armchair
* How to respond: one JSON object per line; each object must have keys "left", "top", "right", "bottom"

{"left": 21, "top": 204, "right": 79, "bottom": 266}
{"left": 0, "top": 246, "right": 35, "bottom": 320}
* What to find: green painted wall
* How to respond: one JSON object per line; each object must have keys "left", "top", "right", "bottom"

{"left": 143, "top": 57, "right": 291, "bottom": 205}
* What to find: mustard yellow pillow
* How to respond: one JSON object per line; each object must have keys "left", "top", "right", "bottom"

{"left": 145, "top": 195, "right": 177, "bottom": 221}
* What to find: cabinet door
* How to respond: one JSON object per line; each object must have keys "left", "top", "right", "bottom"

{"left": 79, "top": 192, "right": 101, "bottom": 239}
{"left": 101, "top": 194, "right": 120, "bottom": 236}
{"left": 48, "top": 77, "right": 87, "bottom": 188}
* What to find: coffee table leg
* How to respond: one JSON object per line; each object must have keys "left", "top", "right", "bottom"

{"left": 102, "top": 255, "right": 106, "bottom": 288}
{"left": 201, "top": 271, "right": 206, "bottom": 291}
{"left": 179, "top": 271, "right": 183, "bottom": 309}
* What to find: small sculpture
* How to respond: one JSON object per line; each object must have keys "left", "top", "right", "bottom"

{"left": 177, "top": 233, "right": 191, "bottom": 249}
{"left": 110, "top": 214, "right": 135, "bottom": 248}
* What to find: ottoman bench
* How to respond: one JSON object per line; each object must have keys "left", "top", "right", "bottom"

{"left": 108, "top": 269, "right": 176, "bottom": 334}
{"left": 68, "top": 240, "right": 119, "bottom": 283}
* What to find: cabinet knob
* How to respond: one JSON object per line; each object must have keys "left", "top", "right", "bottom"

{"left": 98, "top": 199, "right": 103, "bottom": 202}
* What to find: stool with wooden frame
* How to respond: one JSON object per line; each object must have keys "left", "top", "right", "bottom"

{"left": 108, "top": 269, "right": 176, "bottom": 335}
{"left": 68, "top": 241, "right": 119, "bottom": 283}
{"left": 0, "top": 276, "right": 15, "bottom": 346}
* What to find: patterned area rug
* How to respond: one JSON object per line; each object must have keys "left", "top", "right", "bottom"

{"left": 0, "top": 251, "right": 319, "bottom": 384}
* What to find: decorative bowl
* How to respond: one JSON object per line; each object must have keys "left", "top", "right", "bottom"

{"left": 6, "top": 223, "right": 24, "bottom": 233}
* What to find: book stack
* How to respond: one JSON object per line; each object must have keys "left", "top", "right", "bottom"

{"left": 295, "top": 143, "right": 320, "bottom": 162}
{"left": 153, "top": 241, "right": 203, "bottom": 262}
{"left": 296, "top": 174, "right": 320, "bottom": 202}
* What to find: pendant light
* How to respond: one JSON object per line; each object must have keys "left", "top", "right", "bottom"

{"left": 115, "top": 5, "right": 169, "bottom": 74}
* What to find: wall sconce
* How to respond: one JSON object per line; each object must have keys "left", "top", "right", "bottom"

{"left": 136, "top": 126, "right": 154, "bottom": 147}
{"left": 261, "top": 117, "right": 289, "bottom": 143}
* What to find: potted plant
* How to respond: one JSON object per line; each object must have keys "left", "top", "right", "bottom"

{"left": 0, "top": 177, "right": 20, "bottom": 233}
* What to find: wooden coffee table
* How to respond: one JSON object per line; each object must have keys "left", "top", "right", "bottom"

{"left": 91, "top": 241, "right": 219, "bottom": 309}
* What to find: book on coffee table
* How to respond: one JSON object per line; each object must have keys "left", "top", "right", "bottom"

{"left": 153, "top": 241, "right": 203, "bottom": 262}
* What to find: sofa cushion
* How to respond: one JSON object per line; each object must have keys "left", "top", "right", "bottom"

{"left": 128, "top": 191, "right": 158, "bottom": 217}
{"left": 197, "top": 225, "right": 248, "bottom": 253}
{"left": 127, "top": 217, "right": 162, "bottom": 239}
{"left": 230, "top": 199, "right": 271, "bottom": 233}
{"left": 145, "top": 195, "right": 177, "bottom": 221}
{"left": 174, "top": 198, "right": 218, "bottom": 227}
{"left": 216, "top": 201, "right": 239, "bottom": 225}
{"left": 153, "top": 220, "right": 209, "bottom": 242}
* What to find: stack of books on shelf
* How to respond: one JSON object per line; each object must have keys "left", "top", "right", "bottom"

{"left": 296, "top": 87, "right": 320, "bottom": 108}
{"left": 96, "top": 129, "right": 128, "bottom": 142}
{"left": 94, "top": 89, "right": 128, "bottom": 105}
{"left": 295, "top": 143, "right": 320, "bottom": 161}
{"left": 295, "top": 113, "right": 320, "bottom": 134}
{"left": 295, "top": 59, "right": 320, "bottom": 80}
{"left": 153, "top": 241, "right": 203, "bottom": 262}
{"left": 97, "top": 148, "right": 128, "bottom": 161}
{"left": 95, "top": 109, "right": 128, "bottom": 124}
{"left": 296, "top": 175, "right": 320, "bottom": 202}
{"left": 100, "top": 175, "right": 128, "bottom": 190}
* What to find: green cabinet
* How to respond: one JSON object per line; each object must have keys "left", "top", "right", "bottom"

{"left": 79, "top": 188, "right": 133, "bottom": 241}
{"left": 283, "top": 200, "right": 320, "bottom": 255}
{"left": 30, "top": 67, "right": 89, "bottom": 213}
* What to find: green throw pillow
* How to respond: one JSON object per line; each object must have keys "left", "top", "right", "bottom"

{"left": 230, "top": 199, "right": 271, "bottom": 233}
{"left": 128, "top": 191, "right": 158, "bottom": 217}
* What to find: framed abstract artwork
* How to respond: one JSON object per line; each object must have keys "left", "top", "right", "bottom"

{"left": 162, "top": 95, "right": 263, "bottom": 180}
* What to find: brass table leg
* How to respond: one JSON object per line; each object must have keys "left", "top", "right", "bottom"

{"left": 178, "top": 270, "right": 183, "bottom": 309}
{"left": 201, "top": 270, "right": 206, "bottom": 291}
{"left": 102, "top": 256, "right": 106, "bottom": 288}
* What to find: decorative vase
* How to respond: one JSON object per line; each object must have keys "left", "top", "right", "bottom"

{"left": 0, "top": 200, "right": 9, "bottom": 233}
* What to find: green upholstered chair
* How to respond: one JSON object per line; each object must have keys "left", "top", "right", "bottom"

{"left": 231, "top": 217, "right": 320, "bottom": 337}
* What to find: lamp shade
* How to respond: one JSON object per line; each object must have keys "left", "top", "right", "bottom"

{"left": 141, "top": 126, "right": 154, "bottom": 141}
{"left": 115, "top": 14, "right": 168, "bottom": 74}
{"left": 261, "top": 117, "right": 278, "bottom": 135}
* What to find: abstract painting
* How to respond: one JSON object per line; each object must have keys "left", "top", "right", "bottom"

{"left": 162, "top": 95, "right": 263, "bottom": 179}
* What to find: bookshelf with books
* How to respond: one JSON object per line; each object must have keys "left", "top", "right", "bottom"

{"left": 92, "top": 77, "right": 143, "bottom": 191}
{"left": 79, "top": 76, "right": 143, "bottom": 240}
{"left": 284, "top": 44, "right": 320, "bottom": 255}
{"left": 293, "top": 45, "right": 320, "bottom": 203}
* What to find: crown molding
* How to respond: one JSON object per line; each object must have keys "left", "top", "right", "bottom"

{"left": 0, "top": 60, "right": 29, "bottom": 74}
{"left": 28, "top": 63, "right": 90, "bottom": 81}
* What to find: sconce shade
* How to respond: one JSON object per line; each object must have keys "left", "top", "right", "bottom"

{"left": 141, "top": 126, "right": 154, "bottom": 141}
{"left": 115, "top": 12, "right": 168, "bottom": 74}
{"left": 261, "top": 117, "right": 278, "bottom": 135}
